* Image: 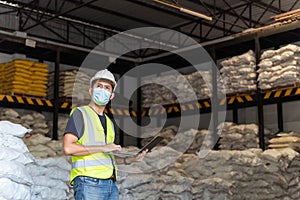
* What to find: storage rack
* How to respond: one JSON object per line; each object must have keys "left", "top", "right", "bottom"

{"left": 0, "top": 19, "right": 299, "bottom": 149}
{"left": 0, "top": 30, "right": 136, "bottom": 140}
{"left": 140, "top": 19, "right": 300, "bottom": 150}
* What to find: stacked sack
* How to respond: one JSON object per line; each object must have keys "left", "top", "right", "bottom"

{"left": 22, "top": 111, "right": 63, "bottom": 157}
{"left": 178, "top": 148, "right": 300, "bottom": 199}
{"left": 268, "top": 131, "right": 300, "bottom": 152}
{"left": 0, "top": 108, "right": 21, "bottom": 124}
{"left": 29, "top": 62, "right": 48, "bottom": 97}
{"left": 26, "top": 157, "right": 72, "bottom": 200}
{"left": 118, "top": 131, "right": 300, "bottom": 199}
{"left": 48, "top": 113, "right": 69, "bottom": 140}
{"left": 141, "top": 71, "right": 211, "bottom": 107}
{"left": 285, "top": 153, "right": 300, "bottom": 199}
{"left": 218, "top": 122, "right": 275, "bottom": 150}
{"left": 0, "top": 108, "right": 63, "bottom": 157}
{"left": 0, "top": 60, "right": 48, "bottom": 97}
{"left": 220, "top": 50, "right": 257, "bottom": 94}
{"left": 0, "top": 121, "right": 34, "bottom": 200}
{"left": 21, "top": 112, "right": 49, "bottom": 135}
{"left": 140, "top": 126, "right": 213, "bottom": 154}
{"left": 258, "top": 44, "right": 300, "bottom": 90}
{"left": 185, "top": 71, "right": 212, "bottom": 100}
{"left": 48, "top": 69, "right": 91, "bottom": 100}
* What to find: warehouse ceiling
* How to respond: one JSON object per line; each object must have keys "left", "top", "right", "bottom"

{"left": 0, "top": 0, "right": 299, "bottom": 61}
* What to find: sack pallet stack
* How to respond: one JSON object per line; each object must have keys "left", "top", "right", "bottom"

{"left": 218, "top": 122, "right": 275, "bottom": 150}
{"left": 48, "top": 69, "right": 91, "bottom": 100}
{"left": 141, "top": 71, "right": 211, "bottom": 107}
{"left": 0, "top": 60, "right": 48, "bottom": 97}
{"left": 257, "top": 44, "right": 300, "bottom": 90}
{"left": 0, "top": 121, "right": 34, "bottom": 200}
{"left": 0, "top": 120, "right": 72, "bottom": 200}
{"left": 220, "top": 50, "right": 257, "bottom": 94}
{"left": 118, "top": 145, "right": 300, "bottom": 200}
{"left": 26, "top": 157, "right": 72, "bottom": 200}
{"left": 268, "top": 131, "right": 300, "bottom": 152}
{"left": 0, "top": 108, "right": 63, "bottom": 158}
{"left": 48, "top": 113, "right": 69, "bottom": 140}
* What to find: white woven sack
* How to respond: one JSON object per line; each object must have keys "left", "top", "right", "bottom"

{"left": 0, "top": 160, "right": 33, "bottom": 185}
{"left": 0, "top": 121, "right": 31, "bottom": 137}
{"left": 0, "top": 178, "right": 31, "bottom": 200}
{"left": 0, "top": 146, "right": 34, "bottom": 164}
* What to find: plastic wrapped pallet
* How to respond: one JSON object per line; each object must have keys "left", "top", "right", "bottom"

{"left": 257, "top": 44, "right": 300, "bottom": 90}
{"left": 220, "top": 50, "right": 257, "bottom": 94}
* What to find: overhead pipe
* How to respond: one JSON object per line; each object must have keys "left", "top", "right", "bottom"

{"left": 153, "top": 0, "right": 213, "bottom": 21}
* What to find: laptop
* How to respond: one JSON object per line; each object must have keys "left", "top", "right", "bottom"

{"left": 113, "top": 136, "right": 164, "bottom": 158}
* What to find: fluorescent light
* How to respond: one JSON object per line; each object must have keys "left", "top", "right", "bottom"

{"left": 179, "top": 8, "right": 212, "bottom": 21}
{"left": 153, "top": 0, "right": 212, "bottom": 21}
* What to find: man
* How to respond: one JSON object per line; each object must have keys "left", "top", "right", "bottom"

{"left": 63, "top": 69, "right": 147, "bottom": 200}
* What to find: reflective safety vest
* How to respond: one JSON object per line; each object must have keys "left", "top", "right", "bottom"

{"left": 69, "top": 105, "right": 117, "bottom": 185}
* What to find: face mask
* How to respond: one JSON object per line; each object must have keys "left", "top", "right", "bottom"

{"left": 92, "top": 88, "right": 111, "bottom": 105}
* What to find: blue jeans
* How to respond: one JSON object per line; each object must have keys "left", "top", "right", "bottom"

{"left": 73, "top": 176, "right": 119, "bottom": 200}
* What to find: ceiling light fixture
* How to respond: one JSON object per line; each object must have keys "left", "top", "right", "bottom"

{"left": 153, "top": 0, "right": 212, "bottom": 21}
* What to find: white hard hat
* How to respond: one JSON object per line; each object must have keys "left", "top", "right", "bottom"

{"left": 90, "top": 69, "right": 117, "bottom": 91}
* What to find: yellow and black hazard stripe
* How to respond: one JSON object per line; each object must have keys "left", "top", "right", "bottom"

{"left": 263, "top": 87, "right": 300, "bottom": 99}
{"left": 227, "top": 94, "right": 254, "bottom": 105}
{"left": 0, "top": 94, "right": 53, "bottom": 107}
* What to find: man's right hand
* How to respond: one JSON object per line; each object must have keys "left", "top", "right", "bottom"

{"left": 103, "top": 143, "right": 122, "bottom": 153}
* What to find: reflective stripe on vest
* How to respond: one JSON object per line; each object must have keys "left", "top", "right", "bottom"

{"left": 78, "top": 106, "right": 99, "bottom": 146}
{"left": 70, "top": 105, "right": 117, "bottom": 184}
{"left": 72, "top": 157, "right": 113, "bottom": 168}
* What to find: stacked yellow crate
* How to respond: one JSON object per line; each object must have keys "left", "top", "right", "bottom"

{"left": 0, "top": 60, "right": 48, "bottom": 97}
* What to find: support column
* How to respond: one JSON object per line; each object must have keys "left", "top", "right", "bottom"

{"left": 233, "top": 106, "right": 238, "bottom": 124}
{"left": 277, "top": 101, "right": 284, "bottom": 132}
{"left": 52, "top": 49, "right": 60, "bottom": 140}
{"left": 210, "top": 47, "right": 219, "bottom": 149}
{"left": 255, "top": 35, "right": 265, "bottom": 150}
{"left": 136, "top": 69, "right": 142, "bottom": 148}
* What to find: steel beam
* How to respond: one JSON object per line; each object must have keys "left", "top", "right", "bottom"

{"left": 255, "top": 0, "right": 276, "bottom": 27}
{"left": 124, "top": 0, "right": 237, "bottom": 36}
{"left": 247, "top": 0, "right": 285, "bottom": 14}
{"left": 22, "top": 0, "right": 98, "bottom": 31}
{"left": 188, "top": 0, "right": 264, "bottom": 28}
